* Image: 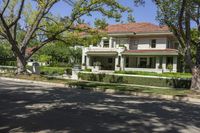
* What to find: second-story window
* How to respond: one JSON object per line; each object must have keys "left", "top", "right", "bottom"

{"left": 103, "top": 40, "right": 109, "bottom": 47}
{"left": 150, "top": 39, "right": 156, "bottom": 48}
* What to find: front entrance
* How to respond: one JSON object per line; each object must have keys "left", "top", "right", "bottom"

{"left": 90, "top": 56, "right": 115, "bottom": 70}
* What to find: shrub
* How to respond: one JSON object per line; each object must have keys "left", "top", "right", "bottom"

{"left": 78, "top": 72, "right": 191, "bottom": 89}
{"left": 65, "top": 68, "right": 72, "bottom": 75}
{"left": 167, "top": 64, "right": 173, "bottom": 72}
{"left": 114, "top": 71, "right": 192, "bottom": 78}
{"left": 158, "top": 65, "right": 162, "bottom": 69}
{"left": 84, "top": 68, "right": 92, "bottom": 72}
{"left": 40, "top": 66, "right": 71, "bottom": 75}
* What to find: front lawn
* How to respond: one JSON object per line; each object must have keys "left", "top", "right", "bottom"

{"left": 69, "top": 81, "right": 193, "bottom": 96}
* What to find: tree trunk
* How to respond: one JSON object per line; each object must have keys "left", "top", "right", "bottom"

{"left": 191, "top": 66, "right": 200, "bottom": 91}
{"left": 191, "top": 44, "right": 200, "bottom": 91}
{"left": 16, "top": 56, "right": 26, "bottom": 74}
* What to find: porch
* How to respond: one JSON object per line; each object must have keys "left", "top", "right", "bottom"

{"left": 82, "top": 51, "right": 118, "bottom": 71}
{"left": 88, "top": 56, "right": 116, "bottom": 70}
{"left": 122, "top": 56, "right": 178, "bottom": 73}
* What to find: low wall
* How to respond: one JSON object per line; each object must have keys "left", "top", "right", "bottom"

{"left": 0, "top": 66, "right": 16, "bottom": 73}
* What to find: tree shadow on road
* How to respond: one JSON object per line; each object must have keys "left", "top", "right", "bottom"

{"left": 0, "top": 82, "right": 200, "bottom": 133}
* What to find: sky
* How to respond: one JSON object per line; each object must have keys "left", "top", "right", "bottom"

{"left": 50, "top": 0, "right": 159, "bottom": 26}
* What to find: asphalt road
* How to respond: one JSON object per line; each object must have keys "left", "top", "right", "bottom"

{"left": 0, "top": 79, "right": 200, "bottom": 133}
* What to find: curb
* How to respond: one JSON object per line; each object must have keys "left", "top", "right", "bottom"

{"left": 0, "top": 77, "right": 200, "bottom": 104}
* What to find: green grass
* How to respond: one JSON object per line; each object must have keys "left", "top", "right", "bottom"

{"left": 69, "top": 81, "right": 193, "bottom": 96}
{"left": 115, "top": 71, "right": 192, "bottom": 78}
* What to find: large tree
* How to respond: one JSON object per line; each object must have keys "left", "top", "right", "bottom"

{"left": 153, "top": 0, "right": 200, "bottom": 91}
{"left": 0, "top": 0, "right": 131, "bottom": 74}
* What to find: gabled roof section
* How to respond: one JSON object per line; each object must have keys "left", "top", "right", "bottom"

{"left": 105, "top": 22, "right": 170, "bottom": 34}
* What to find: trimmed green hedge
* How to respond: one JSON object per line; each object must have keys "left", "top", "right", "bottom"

{"left": 115, "top": 71, "right": 192, "bottom": 78}
{"left": 78, "top": 72, "right": 191, "bottom": 89}
{"left": 40, "top": 67, "right": 72, "bottom": 75}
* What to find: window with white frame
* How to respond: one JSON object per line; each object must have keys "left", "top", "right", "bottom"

{"left": 103, "top": 40, "right": 109, "bottom": 47}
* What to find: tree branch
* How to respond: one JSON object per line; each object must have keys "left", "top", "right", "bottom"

{"left": 8, "top": 0, "right": 25, "bottom": 29}
{"left": 21, "top": 1, "right": 57, "bottom": 54}
{"left": 185, "top": 2, "right": 194, "bottom": 68}
{"left": 178, "top": 0, "right": 186, "bottom": 41}
{"left": 25, "top": 37, "right": 55, "bottom": 60}
{"left": 0, "top": 0, "right": 10, "bottom": 15}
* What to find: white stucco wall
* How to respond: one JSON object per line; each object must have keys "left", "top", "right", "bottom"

{"left": 137, "top": 38, "right": 167, "bottom": 50}
{"left": 115, "top": 38, "right": 130, "bottom": 49}
{"left": 97, "top": 36, "right": 170, "bottom": 49}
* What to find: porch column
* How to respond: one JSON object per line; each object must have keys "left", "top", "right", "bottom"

{"left": 109, "top": 37, "right": 113, "bottom": 48}
{"left": 147, "top": 57, "right": 150, "bottom": 67}
{"left": 82, "top": 48, "right": 86, "bottom": 69}
{"left": 120, "top": 56, "right": 125, "bottom": 71}
{"left": 86, "top": 56, "right": 90, "bottom": 67}
{"left": 113, "top": 38, "right": 116, "bottom": 48}
{"left": 82, "top": 55, "right": 85, "bottom": 69}
{"left": 173, "top": 56, "right": 177, "bottom": 72}
{"left": 162, "top": 56, "right": 167, "bottom": 71}
{"left": 115, "top": 56, "right": 119, "bottom": 71}
{"left": 100, "top": 40, "right": 103, "bottom": 47}
{"left": 156, "top": 56, "right": 160, "bottom": 69}
{"left": 137, "top": 57, "right": 140, "bottom": 68}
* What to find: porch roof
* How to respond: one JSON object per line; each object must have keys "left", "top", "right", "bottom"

{"left": 122, "top": 49, "right": 178, "bottom": 56}
{"left": 86, "top": 51, "right": 118, "bottom": 56}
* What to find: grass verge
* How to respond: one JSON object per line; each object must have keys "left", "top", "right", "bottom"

{"left": 68, "top": 81, "right": 194, "bottom": 96}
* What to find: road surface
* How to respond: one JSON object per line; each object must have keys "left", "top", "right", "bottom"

{"left": 0, "top": 79, "right": 199, "bottom": 133}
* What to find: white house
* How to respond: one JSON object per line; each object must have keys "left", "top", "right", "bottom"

{"left": 82, "top": 22, "right": 179, "bottom": 73}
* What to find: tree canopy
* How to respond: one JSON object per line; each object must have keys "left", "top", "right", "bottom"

{"left": 153, "top": 0, "right": 200, "bottom": 90}
{"left": 0, "top": 0, "right": 133, "bottom": 73}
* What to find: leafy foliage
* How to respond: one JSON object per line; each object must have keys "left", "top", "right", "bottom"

{"left": 94, "top": 18, "right": 108, "bottom": 29}
{"left": 0, "top": 0, "right": 137, "bottom": 73}
{"left": 36, "top": 42, "right": 82, "bottom": 67}
{"left": 153, "top": 0, "right": 200, "bottom": 90}
{"left": 127, "top": 13, "right": 136, "bottom": 23}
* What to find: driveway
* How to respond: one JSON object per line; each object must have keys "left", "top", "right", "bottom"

{"left": 0, "top": 79, "right": 199, "bottom": 133}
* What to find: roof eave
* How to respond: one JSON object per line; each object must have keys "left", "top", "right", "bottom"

{"left": 108, "top": 32, "right": 173, "bottom": 37}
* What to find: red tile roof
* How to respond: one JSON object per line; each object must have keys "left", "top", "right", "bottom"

{"left": 26, "top": 48, "right": 33, "bottom": 54}
{"left": 105, "top": 22, "right": 170, "bottom": 34}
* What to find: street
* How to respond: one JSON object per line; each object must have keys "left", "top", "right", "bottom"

{"left": 0, "top": 79, "right": 199, "bottom": 133}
